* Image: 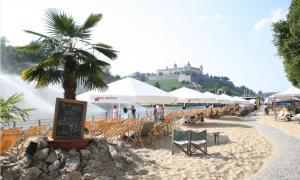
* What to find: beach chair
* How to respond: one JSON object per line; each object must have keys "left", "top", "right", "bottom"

{"left": 171, "top": 130, "right": 190, "bottom": 155}
{"left": 190, "top": 130, "right": 207, "bottom": 155}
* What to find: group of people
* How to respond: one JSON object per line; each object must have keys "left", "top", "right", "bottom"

{"left": 151, "top": 105, "right": 165, "bottom": 122}
{"left": 112, "top": 105, "right": 136, "bottom": 119}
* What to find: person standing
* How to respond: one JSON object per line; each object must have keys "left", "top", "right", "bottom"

{"left": 159, "top": 105, "right": 165, "bottom": 121}
{"left": 131, "top": 105, "right": 136, "bottom": 119}
{"left": 152, "top": 105, "right": 158, "bottom": 122}
{"left": 112, "top": 105, "right": 118, "bottom": 120}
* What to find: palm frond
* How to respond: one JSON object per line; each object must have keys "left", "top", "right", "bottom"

{"left": 44, "top": 8, "right": 77, "bottom": 37}
{"left": 23, "top": 30, "right": 48, "bottom": 38}
{"left": 16, "top": 42, "right": 42, "bottom": 53}
{"left": 79, "top": 13, "right": 102, "bottom": 39}
{"left": 94, "top": 43, "right": 118, "bottom": 60}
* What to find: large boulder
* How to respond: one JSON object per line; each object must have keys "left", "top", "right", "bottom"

{"left": 44, "top": 151, "right": 58, "bottom": 163}
{"left": 61, "top": 171, "right": 82, "bottom": 180}
{"left": 48, "top": 160, "right": 60, "bottom": 172}
{"left": 80, "top": 149, "right": 91, "bottom": 160}
{"left": 34, "top": 148, "right": 49, "bottom": 160}
{"left": 23, "top": 167, "right": 42, "bottom": 179}
{"left": 64, "top": 156, "right": 81, "bottom": 172}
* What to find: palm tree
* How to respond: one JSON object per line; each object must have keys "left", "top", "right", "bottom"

{"left": 0, "top": 93, "right": 35, "bottom": 128}
{"left": 18, "top": 9, "right": 118, "bottom": 99}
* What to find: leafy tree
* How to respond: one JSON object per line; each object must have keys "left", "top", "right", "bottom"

{"left": 0, "top": 93, "right": 35, "bottom": 128}
{"left": 273, "top": 0, "right": 300, "bottom": 87}
{"left": 18, "top": 9, "right": 118, "bottom": 99}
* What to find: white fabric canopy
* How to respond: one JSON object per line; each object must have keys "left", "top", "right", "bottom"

{"left": 201, "top": 91, "right": 219, "bottom": 103}
{"left": 233, "top": 96, "right": 250, "bottom": 105}
{"left": 169, "top": 87, "right": 205, "bottom": 103}
{"left": 273, "top": 87, "right": 300, "bottom": 99}
{"left": 218, "top": 94, "right": 235, "bottom": 104}
{"left": 77, "top": 77, "right": 177, "bottom": 104}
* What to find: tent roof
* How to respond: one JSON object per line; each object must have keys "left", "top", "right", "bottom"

{"left": 77, "top": 77, "right": 177, "bottom": 104}
{"left": 273, "top": 87, "right": 300, "bottom": 99}
{"left": 218, "top": 94, "right": 234, "bottom": 104}
{"left": 169, "top": 87, "right": 205, "bottom": 103}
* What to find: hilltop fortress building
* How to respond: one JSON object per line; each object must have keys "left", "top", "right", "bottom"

{"left": 157, "top": 62, "right": 203, "bottom": 75}
{"left": 147, "top": 62, "right": 203, "bottom": 82}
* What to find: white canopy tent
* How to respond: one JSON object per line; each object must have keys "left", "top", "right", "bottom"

{"left": 201, "top": 91, "right": 220, "bottom": 103}
{"left": 217, "top": 94, "right": 235, "bottom": 104}
{"left": 169, "top": 87, "right": 205, "bottom": 103}
{"left": 273, "top": 87, "right": 300, "bottom": 100}
{"left": 233, "top": 96, "right": 250, "bottom": 105}
{"left": 77, "top": 77, "right": 177, "bottom": 104}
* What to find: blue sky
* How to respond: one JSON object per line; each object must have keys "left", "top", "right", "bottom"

{"left": 0, "top": 0, "right": 292, "bottom": 92}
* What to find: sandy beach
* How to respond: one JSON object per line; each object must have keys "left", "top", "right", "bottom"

{"left": 260, "top": 112, "right": 300, "bottom": 140}
{"left": 127, "top": 116, "right": 273, "bottom": 180}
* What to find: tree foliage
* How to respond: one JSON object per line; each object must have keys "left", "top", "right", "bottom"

{"left": 273, "top": 0, "right": 300, "bottom": 87}
{"left": 0, "top": 93, "right": 35, "bottom": 128}
{"left": 18, "top": 9, "right": 118, "bottom": 99}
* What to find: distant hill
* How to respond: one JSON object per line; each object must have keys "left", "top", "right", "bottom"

{"left": 131, "top": 72, "right": 255, "bottom": 96}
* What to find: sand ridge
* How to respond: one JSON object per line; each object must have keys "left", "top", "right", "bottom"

{"left": 129, "top": 116, "right": 273, "bottom": 180}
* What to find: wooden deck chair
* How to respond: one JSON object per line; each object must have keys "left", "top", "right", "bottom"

{"left": 190, "top": 130, "right": 207, "bottom": 155}
{"left": 0, "top": 129, "right": 24, "bottom": 155}
{"left": 171, "top": 130, "right": 190, "bottom": 155}
{"left": 123, "top": 120, "right": 143, "bottom": 147}
{"left": 7, "top": 125, "right": 50, "bottom": 155}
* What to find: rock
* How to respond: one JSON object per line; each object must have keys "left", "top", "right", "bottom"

{"left": 80, "top": 149, "right": 91, "bottom": 160}
{"left": 61, "top": 171, "right": 82, "bottom": 180}
{"left": 68, "top": 149, "right": 80, "bottom": 157}
{"left": 48, "top": 171, "right": 59, "bottom": 179}
{"left": 83, "top": 173, "right": 100, "bottom": 180}
{"left": 39, "top": 172, "right": 51, "bottom": 180}
{"left": 108, "top": 145, "right": 119, "bottom": 160}
{"left": 25, "top": 167, "right": 42, "bottom": 179}
{"left": 45, "top": 151, "right": 58, "bottom": 163}
{"left": 48, "top": 160, "right": 60, "bottom": 172}
{"left": 38, "top": 140, "right": 48, "bottom": 149}
{"left": 34, "top": 148, "right": 49, "bottom": 160}
{"left": 36, "top": 161, "right": 48, "bottom": 173}
{"left": 65, "top": 156, "right": 80, "bottom": 172}
{"left": 19, "top": 156, "right": 31, "bottom": 167}
{"left": 2, "top": 168, "right": 20, "bottom": 180}
{"left": 82, "top": 160, "right": 100, "bottom": 174}
{"left": 60, "top": 152, "right": 69, "bottom": 165}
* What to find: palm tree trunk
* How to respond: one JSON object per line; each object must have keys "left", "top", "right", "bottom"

{"left": 63, "top": 56, "right": 77, "bottom": 100}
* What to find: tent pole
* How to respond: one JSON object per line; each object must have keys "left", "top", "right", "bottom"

{"left": 274, "top": 98, "right": 277, "bottom": 120}
{"left": 118, "top": 102, "right": 121, "bottom": 120}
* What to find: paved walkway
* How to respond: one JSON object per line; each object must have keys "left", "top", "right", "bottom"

{"left": 245, "top": 111, "right": 300, "bottom": 180}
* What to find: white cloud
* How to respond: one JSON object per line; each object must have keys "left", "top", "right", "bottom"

{"left": 253, "top": 17, "right": 270, "bottom": 31}
{"left": 195, "top": 13, "right": 223, "bottom": 22}
{"left": 253, "top": 8, "right": 287, "bottom": 31}
{"left": 213, "top": 13, "right": 222, "bottom": 20}
{"left": 271, "top": 8, "right": 287, "bottom": 23}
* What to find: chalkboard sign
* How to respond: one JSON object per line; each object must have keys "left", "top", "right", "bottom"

{"left": 52, "top": 98, "right": 87, "bottom": 140}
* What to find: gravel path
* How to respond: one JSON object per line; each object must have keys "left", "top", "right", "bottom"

{"left": 246, "top": 111, "right": 300, "bottom": 180}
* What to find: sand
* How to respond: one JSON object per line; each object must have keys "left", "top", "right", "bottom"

{"left": 260, "top": 112, "right": 300, "bottom": 140}
{"left": 128, "top": 116, "right": 273, "bottom": 180}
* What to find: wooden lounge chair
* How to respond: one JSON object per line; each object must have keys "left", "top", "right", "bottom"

{"left": 190, "top": 130, "right": 207, "bottom": 155}
{"left": 171, "top": 130, "right": 190, "bottom": 155}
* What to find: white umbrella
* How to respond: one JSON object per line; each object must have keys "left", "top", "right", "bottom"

{"left": 77, "top": 77, "right": 177, "bottom": 104}
{"left": 218, "top": 94, "right": 235, "bottom": 104}
{"left": 169, "top": 87, "right": 205, "bottom": 103}
{"left": 273, "top": 87, "right": 300, "bottom": 100}
{"left": 202, "top": 91, "right": 219, "bottom": 103}
{"left": 233, "top": 96, "right": 250, "bottom": 105}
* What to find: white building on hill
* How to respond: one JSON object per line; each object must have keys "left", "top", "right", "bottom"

{"left": 157, "top": 62, "right": 203, "bottom": 75}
